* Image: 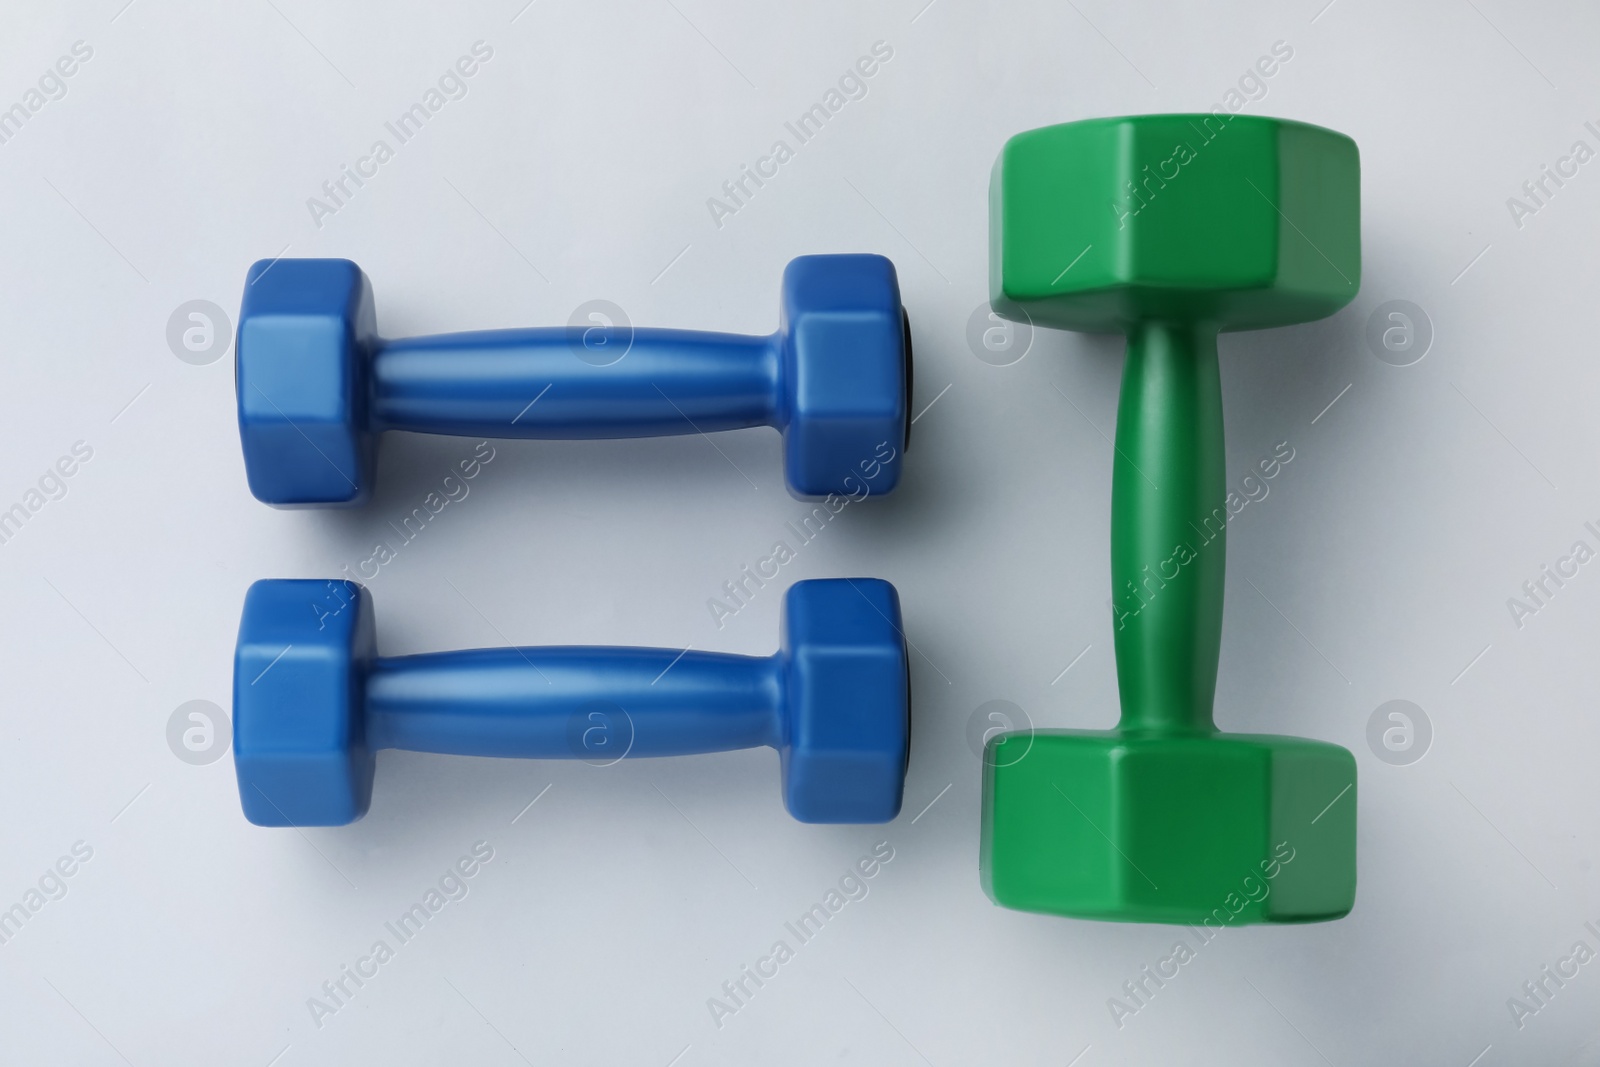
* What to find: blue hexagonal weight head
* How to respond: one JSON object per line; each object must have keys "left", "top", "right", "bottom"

{"left": 236, "top": 259, "right": 376, "bottom": 506}
{"left": 779, "top": 255, "right": 910, "bottom": 498}
{"left": 778, "top": 577, "right": 909, "bottom": 822}
{"left": 234, "top": 579, "right": 376, "bottom": 826}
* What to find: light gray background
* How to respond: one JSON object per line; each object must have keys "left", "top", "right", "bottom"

{"left": 0, "top": 0, "right": 1596, "bottom": 1063}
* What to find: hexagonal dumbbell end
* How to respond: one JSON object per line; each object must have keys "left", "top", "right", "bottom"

{"left": 778, "top": 254, "right": 910, "bottom": 497}
{"left": 981, "top": 731, "right": 1356, "bottom": 923}
{"left": 236, "top": 260, "right": 377, "bottom": 506}
{"left": 991, "top": 114, "right": 1359, "bottom": 333}
{"left": 778, "top": 578, "right": 909, "bottom": 823}
{"left": 234, "top": 579, "right": 376, "bottom": 826}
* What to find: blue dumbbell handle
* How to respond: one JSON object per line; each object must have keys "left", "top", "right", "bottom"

{"left": 370, "top": 328, "right": 782, "bottom": 439}
{"left": 364, "top": 646, "right": 783, "bottom": 758}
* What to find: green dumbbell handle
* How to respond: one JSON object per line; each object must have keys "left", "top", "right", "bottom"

{"left": 1112, "top": 323, "right": 1225, "bottom": 735}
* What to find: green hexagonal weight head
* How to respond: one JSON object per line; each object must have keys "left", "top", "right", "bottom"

{"left": 983, "top": 114, "right": 1360, "bottom": 925}
{"left": 991, "top": 114, "right": 1359, "bottom": 332}
{"left": 982, "top": 732, "right": 1355, "bottom": 924}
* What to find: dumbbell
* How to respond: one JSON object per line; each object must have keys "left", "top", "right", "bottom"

{"left": 981, "top": 115, "right": 1360, "bottom": 923}
{"left": 233, "top": 576, "right": 909, "bottom": 826}
{"left": 235, "top": 254, "right": 910, "bottom": 506}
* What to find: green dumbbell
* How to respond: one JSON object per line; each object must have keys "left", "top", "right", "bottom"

{"left": 981, "top": 114, "right": 1360, "bottom": 924}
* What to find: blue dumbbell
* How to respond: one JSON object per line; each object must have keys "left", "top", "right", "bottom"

{"left": 233, "top": 577, "right": 910, "bottom": 826}
{"left": 236, "top": 254, "right": 910, "bottom": 506}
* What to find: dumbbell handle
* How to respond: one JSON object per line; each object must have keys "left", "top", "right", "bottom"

{"left": 364, "top": 646, "right": 783, "bottom": 758}
{"left": 370, "top": 329, "right": 781, "bottom": 438}
{"left": 1111, "top": 322, "right": 1226, "bottom": 734}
